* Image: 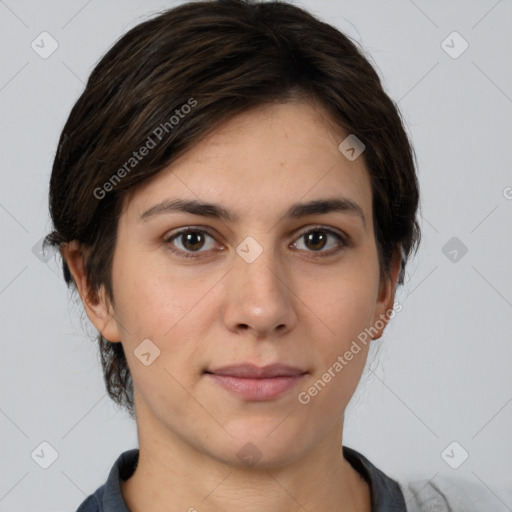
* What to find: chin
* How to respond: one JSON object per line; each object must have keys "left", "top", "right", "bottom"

{"left": 206, "top": 424, "right": 309, "bottom": 470}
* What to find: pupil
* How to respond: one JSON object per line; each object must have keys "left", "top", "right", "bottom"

{"left": 306, "top": 231, "right": 326, "bottom": 250}
{"left": 183, "top": 232, "right": 204, "bottom": 251}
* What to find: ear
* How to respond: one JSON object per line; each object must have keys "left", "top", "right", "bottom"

{"left": 61, "top": 240, "right": 122, "bottom": 343}
{"left": 370, "top": 248, "right": 401, "bottom": 341}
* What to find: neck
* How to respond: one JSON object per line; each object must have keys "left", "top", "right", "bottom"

{"left": 121, "top": 415, "right": 371, "bottom": 512}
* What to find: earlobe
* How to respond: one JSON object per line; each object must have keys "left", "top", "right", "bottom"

{"left": 61, "top": 241, "right": 122, "bottom": 342}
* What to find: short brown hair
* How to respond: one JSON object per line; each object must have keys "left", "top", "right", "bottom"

{"left": 46, "top": 0, "right": 421, "bottom": 418}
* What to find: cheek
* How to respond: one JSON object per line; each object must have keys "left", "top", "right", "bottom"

{"left": 111, "top": 256, "right": 219, "bottom": 380}
{"left": 301, "top": 263, "right": 378, "bottom": 394}
{"left": 112, "top": 253, "right": 198, "bottom": 333}
{"left": 307, "top": 266, "right": 379, "bottom": 341}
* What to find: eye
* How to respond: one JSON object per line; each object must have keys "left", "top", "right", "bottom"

{"left": 164, "top": 228, "right": 219, "bottom": 258}
{"left": 164, "top": 226, "right": 348, "bottom": 260}
{"left": 291, "top": 227, "right": 347, "bottom": 256}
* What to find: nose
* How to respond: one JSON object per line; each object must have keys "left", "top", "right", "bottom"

{"left": 221, "top": 239, "right": 298, "bottom": 340}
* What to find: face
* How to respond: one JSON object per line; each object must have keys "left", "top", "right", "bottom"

{"left": 74, "top": 100, "right": 399, "bottom": 469}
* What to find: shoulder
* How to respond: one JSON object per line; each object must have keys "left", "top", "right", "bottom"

{"left": 399, "top": 476, "right": 505, "bottom": 512}
{"left": 74, "top": 449, "right": 139, "bottom": 512}
{"left": 343, "top": 446, "right": 408, "bottom": 511}
{"left": 76, "top": 492, "right": 102, "bottom": 512}
{"left": 343, "top": 446, "right": 507, "bottom": 512}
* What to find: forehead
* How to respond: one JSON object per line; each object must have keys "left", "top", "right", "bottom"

{"left": 124, "top": 100, "right": 373, "bottom": 229}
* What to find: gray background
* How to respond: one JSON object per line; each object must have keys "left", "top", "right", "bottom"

{"left": 1, "top": 0, "right": 511, "bottom": 510}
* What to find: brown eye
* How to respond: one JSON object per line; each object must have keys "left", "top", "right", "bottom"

{"left": 292, "top": 227, "right": 347, "bottom": 256}
{"left": 165, "top": 228, "right": 218, "bottom": 258}
{"left": 303, "top": 231, "right": 328, "bottom": 251}
{"left": 181, "top": 231, "right": 206, "bottom": 251}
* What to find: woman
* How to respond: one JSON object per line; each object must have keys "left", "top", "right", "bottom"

{"left": 46, "top": 1, "right": 484, "bottom": 510}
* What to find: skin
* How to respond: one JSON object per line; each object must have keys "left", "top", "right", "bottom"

{"left": 64, "top": 100, "right": 401, "bottom": 512}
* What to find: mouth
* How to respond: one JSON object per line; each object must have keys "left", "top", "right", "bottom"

{"left": 204, "top": 363, "right": 308, "bottom": 401}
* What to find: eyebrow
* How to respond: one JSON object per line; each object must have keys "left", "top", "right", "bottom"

{"left": 139, "top": 197, "right": 366, "bottom": 228}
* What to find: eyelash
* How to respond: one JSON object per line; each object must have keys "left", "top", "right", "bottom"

{"left": 163, "top": 226, "right": 349, "bottom": 260}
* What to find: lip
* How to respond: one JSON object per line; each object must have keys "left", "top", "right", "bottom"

{"left": 207, "top": 363, "right": 306, "bottom": 378}
{"left": 205, "top": 363, "right": 308, "bottom": 401}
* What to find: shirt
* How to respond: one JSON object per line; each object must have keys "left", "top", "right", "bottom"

{"left": 75, "top": 446, "right": 408, "bottom": 511}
